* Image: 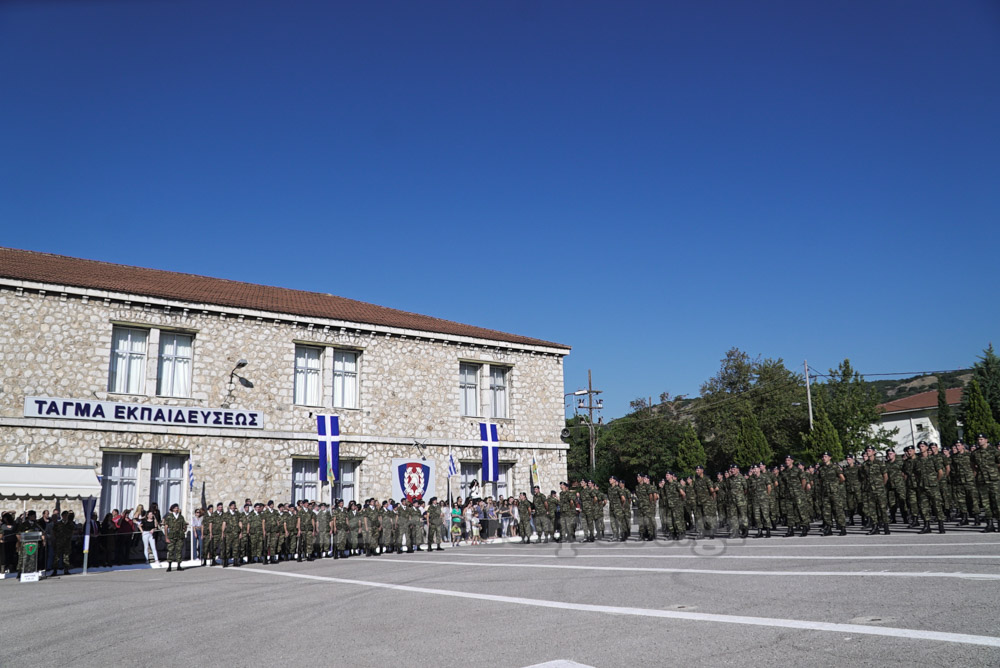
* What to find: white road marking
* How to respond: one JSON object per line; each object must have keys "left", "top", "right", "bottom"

{"left": 371, "top": 557, "right": 1000, "bottom": 580}
{"left": 446, "top": 552, "right": 1000, "bottom": 561}
{"left": 495, "top": 540, "right": 1000, "bottom": 551}
{"left": 232, "top": 567, "right": 1000, "bottom": 647}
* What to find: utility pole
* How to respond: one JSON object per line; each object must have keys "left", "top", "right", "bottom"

{"left": 576, "top": 369, "right": 603, "bottom": 472}
{"left": 804, "top": 359, "right": 814, "bottom": 430}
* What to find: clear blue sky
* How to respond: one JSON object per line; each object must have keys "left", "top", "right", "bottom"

{"left": 2, "top": 1, "right": 998, "bottom": 418}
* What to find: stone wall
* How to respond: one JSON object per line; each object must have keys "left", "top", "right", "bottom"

{"left": 0, "top": 283, "right": 569, "bottom": 512}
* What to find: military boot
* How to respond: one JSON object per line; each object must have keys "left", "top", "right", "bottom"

{"left": 919, "top": 520, "right": 931, "bottom": 534}
{"left": 764, "top": 527, "right": 770, "bottom": 538}
{"left": 867, "top": 523, "right": 880, "bottom": 535}
{"left": 838, "top": 524, "right": 847, "bottom": 536}
{"left": 784, "top": 526, "right": 795, "bottom": 538}
{"left": 982, "top": 519, "right": 995, "bottom": 533}
{"left": 800, "top": 525, "right": 809, "bottom": 537}
{"left": 167, "top": 563, "right": 172, "bottom": 572}
{"left": 822, "top": 525, "right": 832, "bottom": 536}
{"left": 883, "top": 523, "right": 890, "bottom": 535}
{"left": 908, "top": 516, "right": 920, "bottom": 528}
{"left": 960, "top": 513, "right": 969, "bottom": 526}
{"left": 177, "top": 563, "right": 184, "bottom": 571}
{"left": 938, "top": 521, "right": 945, "bottom": 534}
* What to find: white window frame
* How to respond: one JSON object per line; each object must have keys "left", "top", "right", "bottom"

{"left": 294, "top": 345, "right": 322, "bottom": 406}
{"left": 150, "top": 454, "right": 186, "bottom": 513}
{"left": 460, "top": 363, "right": 480, "bottom": 417}
{"left": 495, "top": 463, "right": 513, "bottom": 500}
{"left": 332, "top": 349, "right": 359, "bottom": 409}
{"left": 460, "top": 463, "right": 481, "bottom": 499}
{"left": 292, "top": 459, "right": 319, "bottom": 504}
{"left": 157, "top": 332, "right": 193, "bottom": 398}
{"left": 109, "top": 326, "right": 148, "bottom": 394}
{"left": 100, "top": 452, "right": 140, "bottom": 517}
{"left": 489, "top": 366, "right": 509, "bottom": 419}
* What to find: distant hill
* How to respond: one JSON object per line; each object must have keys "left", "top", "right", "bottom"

{"left": 868, "top": 371, "right": 971, "bottom": 403}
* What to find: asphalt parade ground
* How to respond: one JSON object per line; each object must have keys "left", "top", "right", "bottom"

{"left": 4, "top": 526, "right": 1000, "bottom": 667}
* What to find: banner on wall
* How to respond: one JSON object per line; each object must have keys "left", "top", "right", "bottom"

{"left": 390, "top": 458, "right": 437, "bottom": 502}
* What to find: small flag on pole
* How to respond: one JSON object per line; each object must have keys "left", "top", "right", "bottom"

{"left": 531, "top": 454, "right": 539, "bottom": 487}
{"left": 188, "top": 460, "right": 194, "bottom": 492}
{"left": 317, "top": 415, "right": 341, "bottom": 482}
{"left": 479, "top": 422, "right": 499, "bottom": 482}
{"left": 448, "top": 453, "right": 458, "bottom": 478}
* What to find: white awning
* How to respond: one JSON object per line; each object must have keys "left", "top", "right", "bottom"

{"left": 0, "top": 464, "right": 102, "bottom": 500}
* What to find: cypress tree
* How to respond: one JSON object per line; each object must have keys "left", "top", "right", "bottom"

{"left": 800, "top": 389, "right": 844, "bottom": 462}
{"left": 734, "top": 412, "right": 773, "bottom": 469}
{"left": 676, "top": 424, "right": 706, "bottom": 476}
{"left": 963, "top": 379, "right": 1000, "bottom": 444}
{"left": 937, "top": 382, "right": 959, "bottom": 448}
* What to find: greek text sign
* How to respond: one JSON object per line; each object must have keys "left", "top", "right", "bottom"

{"left": 25, "top": 397, "right": 263, "bottom": 429}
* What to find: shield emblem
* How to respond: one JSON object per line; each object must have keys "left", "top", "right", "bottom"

{"left": 397, "top": 462, "right": 431, "bottom": 501}
{"left": 25, "top": 544, "right": 37, "bottom": 556}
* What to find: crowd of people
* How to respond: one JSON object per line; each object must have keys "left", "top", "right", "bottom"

{"left": 4, "top": 434, "right": 998, "bottom": 578}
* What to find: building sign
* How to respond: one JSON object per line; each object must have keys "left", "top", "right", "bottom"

{"left": 390, "top": 458, "right": 437, "bottom": 502}
{"left": 24, "top": 397, "right": 263, "bottom": 429}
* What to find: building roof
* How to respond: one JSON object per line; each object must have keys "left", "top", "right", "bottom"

{"left": 878, "top": 387, "right": 962, "bottom": 415}
{"left": 0, "top": 247, "right": 570, "bottom": 351}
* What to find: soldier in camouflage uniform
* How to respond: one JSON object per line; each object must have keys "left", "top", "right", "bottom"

{"left": 606, "top": 478, "right": 621, "bottom": 541}
{"left": 264, "top": 501, "right": 280, "bottom": 563}
{"left": 861, "top": 446, "right": 890, "bottom": 535}
{"left": 221, "top": 501, "right": 243, "bottom": 567}
{"left": 246, "top": 503, "right": 266, "bottom": 563}
{"left": 379, "top": 501, "right": 395, "bottom": 554}
{"left": 297, "top": 500, "right": 315, "bottom": 561}
{"left": 973, "top": 434, "right": 1000, "bottom": 532}
{"left": 692, "top": 466, "right": 718, "bottom": 539}
{"left": 817, "top": 452, "right": 847, "bottom": 536}
{"left": 427, "top": 497, "right": 444, "bottom": 550}
{"left": 902, "top": 445, "right": 920, "bottom": 528}
{"left": 780, "top": 456, "right": 810, "bottom": 537}
{"left": 593, "top": 481, "right": 607, "bottom": 539}
{"left": 842, "top": 454, "right": 862, "bottom": 526}
{"left": 163, "top": 504, "right": 187, "bottom": 572}
{"left": 727, "top": 465, "right": 749, "bottom": 538}
{"left": 951, "top": 441, "right": 979, "bottom": 526}
{"left": 547, "top": 490, "right": 559, "bottom": 541}
{"left": 579, "top": 481, "right": 596, "bottom": 542}
{"left": 884, "top": 450, "right": 907, "bottom": 525}
{"left": 315, "top": 502, "right": 331, "bottom": 558}
{"left": 915, "top": 441, "right": 945, "bottom": 533}
{"left": 661, "top": 472, "right": 687, "bottom": 540}
{"left": 748, "top": 465, "right": 770, "bottom": 538}
{"left": 930, "top": 443, "right": 952, "bottom": 520}
{"left": 531, "top": 486, "right": 551, "bottom": 542}
{"left": 558, "top": 482, "right": 578, "bottom": 542}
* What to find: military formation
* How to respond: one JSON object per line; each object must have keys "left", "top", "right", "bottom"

{"left": 198, "top": 496, "right": 448, "bottom": 567}
{"left": 517, "top": 434, "right": 1000, "bottom": 543}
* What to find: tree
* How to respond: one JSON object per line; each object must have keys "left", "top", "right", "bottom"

{"left": 937, "top": 381, "right": 959, "bottom": 448}
{"left": 696, "top": 348, "right": 807, "bottom": 470}
{"left": 961, "top": 344, "right": 1000, "bottom": 426}
{"left": 675, "top": 424, "right": 706, "bottom": 476}
{"left": 821, "top": 359, "right": 896, "bottom": 457}
{"left": 963, "top": 379, "right": 1000, "bottom": 444}
{"left": 734, "top": 411, "right": 773, "bottom": 468}
{"left": 799, "top": 389, "right": 843, "bottom": 462}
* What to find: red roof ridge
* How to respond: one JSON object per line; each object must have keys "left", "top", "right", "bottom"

{"left": 878, "top": 387, "right": 963, "bottom": 413}
{"left": 0, "top": 246, "right": 570, "bottom": 351}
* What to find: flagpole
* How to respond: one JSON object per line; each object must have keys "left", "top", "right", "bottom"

{"left": 447, "top": 444, "right": 452, "bottom": 506}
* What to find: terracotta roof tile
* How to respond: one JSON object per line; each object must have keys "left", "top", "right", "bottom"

{"left": 878, "top": 387, "right": 962, "bottom": 414}
{"left": 0, "top": 247, "right": 570, "bottom": 351}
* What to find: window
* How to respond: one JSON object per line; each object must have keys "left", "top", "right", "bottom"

{"left": 150, "top": 454, "right": 185, "bottom": 513}
{"left": 460, "top": 363, "right": 480, "bottom": 416}
{"left": 109, "top": 327, "right": 147, "bottom": 394}
{"left": 489, "top": 366, "right": 509, "bottom": 419}
{"left": 332, "top": 460, "right": 357, "bottom": 505}
{"left": 294, "top": 345, "right": 322, "bottom": 405}
{"left": 333, "top": 350, "right": 358, "bottom": 409}
{"left": 495, "top": 463, "right": 513, "bottom": 499}
{"left": 460, "top": 462, "right": 481, "bottom": 499}
{"left": 292, "top": 459, "right": 319, "bottom": 503}
{"left": 157, "top": 333, "right": 193, "bottom": 397}
{"left": 100, "top": 452, "right": 139, "bottom": 517}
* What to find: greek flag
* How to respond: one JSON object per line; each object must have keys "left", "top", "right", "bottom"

{"left": 317, "top": 415, "right": 340, "bottom": 483}
{"left": 448, "top": 454, "right": 458, "bottom": 478}
{"left": 188, "top": 460, "right": 194, "bottom": 492}
{"left": 480, "top": 422, "right": 499, "bottom": 482}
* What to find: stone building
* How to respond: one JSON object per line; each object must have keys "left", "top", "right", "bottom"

{"left": 0, "top": 248, "right": 570, "bottom": 516}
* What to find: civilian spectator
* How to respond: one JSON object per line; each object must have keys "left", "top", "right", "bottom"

{"left": 192, "top": 508, "right": 204, "bottom": 560}
{"left": 139, "top": 511, "right": 160, "bottom": 565}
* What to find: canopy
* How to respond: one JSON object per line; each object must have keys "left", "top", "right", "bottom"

{"left": 0, "top": 464, "right": 102, "bottom": 501}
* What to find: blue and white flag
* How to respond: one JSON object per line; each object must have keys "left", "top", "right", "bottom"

{"left": 479, "top": 422, "right": 499, "bottom": 482}
{"left": 317, "top": 415, "right": 341, "bottom": 482}
{"left": 447, "top": 453, "right": 458, "bottom": 478}
{"left": 188, "top": 460, "right": 194, "bottom": 492}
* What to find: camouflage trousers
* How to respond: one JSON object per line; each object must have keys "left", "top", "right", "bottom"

{"left": 267, "top": 531, "right": 281, "bottom": 558}
{"left": 821, "top": 491, "right": 846, "bottom": 528}
{"left": 980, "top": 479, "right": 1000, "bottom": 519}
{"left": 846, "top": 484, "right": 861, "bottom": 517}
{"left": 865, "top": 485, "right": 889, "bottom": 524}
{"left": 664, "top": 503, "right": 687, "bottom": 535}
{"left": 167, "top": 535, "right": 185, "bottom": 562}
{"left": 317, "top": 529, "right": 331, "bottom": 554}
{"left": 249, "top": 532, "right": 265, "bottom": 560}
{"left": 954, "top": 481, "right": 980, "bottom": 516}
{"left": 918, "top": 486, "right": 944, "bottom": 522}
{"left": 906, "top": 485, "right": 919, "bottom": 521}
{"left": 580, "top": 509, "right": 596, "bottom": 539}
{"left": 697, "top": 501, "right": 718, "bottom": 531}
{"left": 785, "top": 492, "right": 809, "bottom": 527}
{"left": 53, "top": 540, "right": 71, "bottom": 571}
{"left": 428, "top": 522, "right": 443, "bottom": 547}
{"left": 729, "top": 500, "right": 748, "bottom": 531}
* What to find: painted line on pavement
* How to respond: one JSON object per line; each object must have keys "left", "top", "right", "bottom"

{"left": 502, "top": 540, "right": 1000, "bottom": 551}
{"left": 368, "top": 557, "right": 1000, "bottom": 580}
{"left": 446, "top": 552, "right": 1000, "bottom": 561}
{"left": 231, "top": 567, "right": 1000, "bottom": 647}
